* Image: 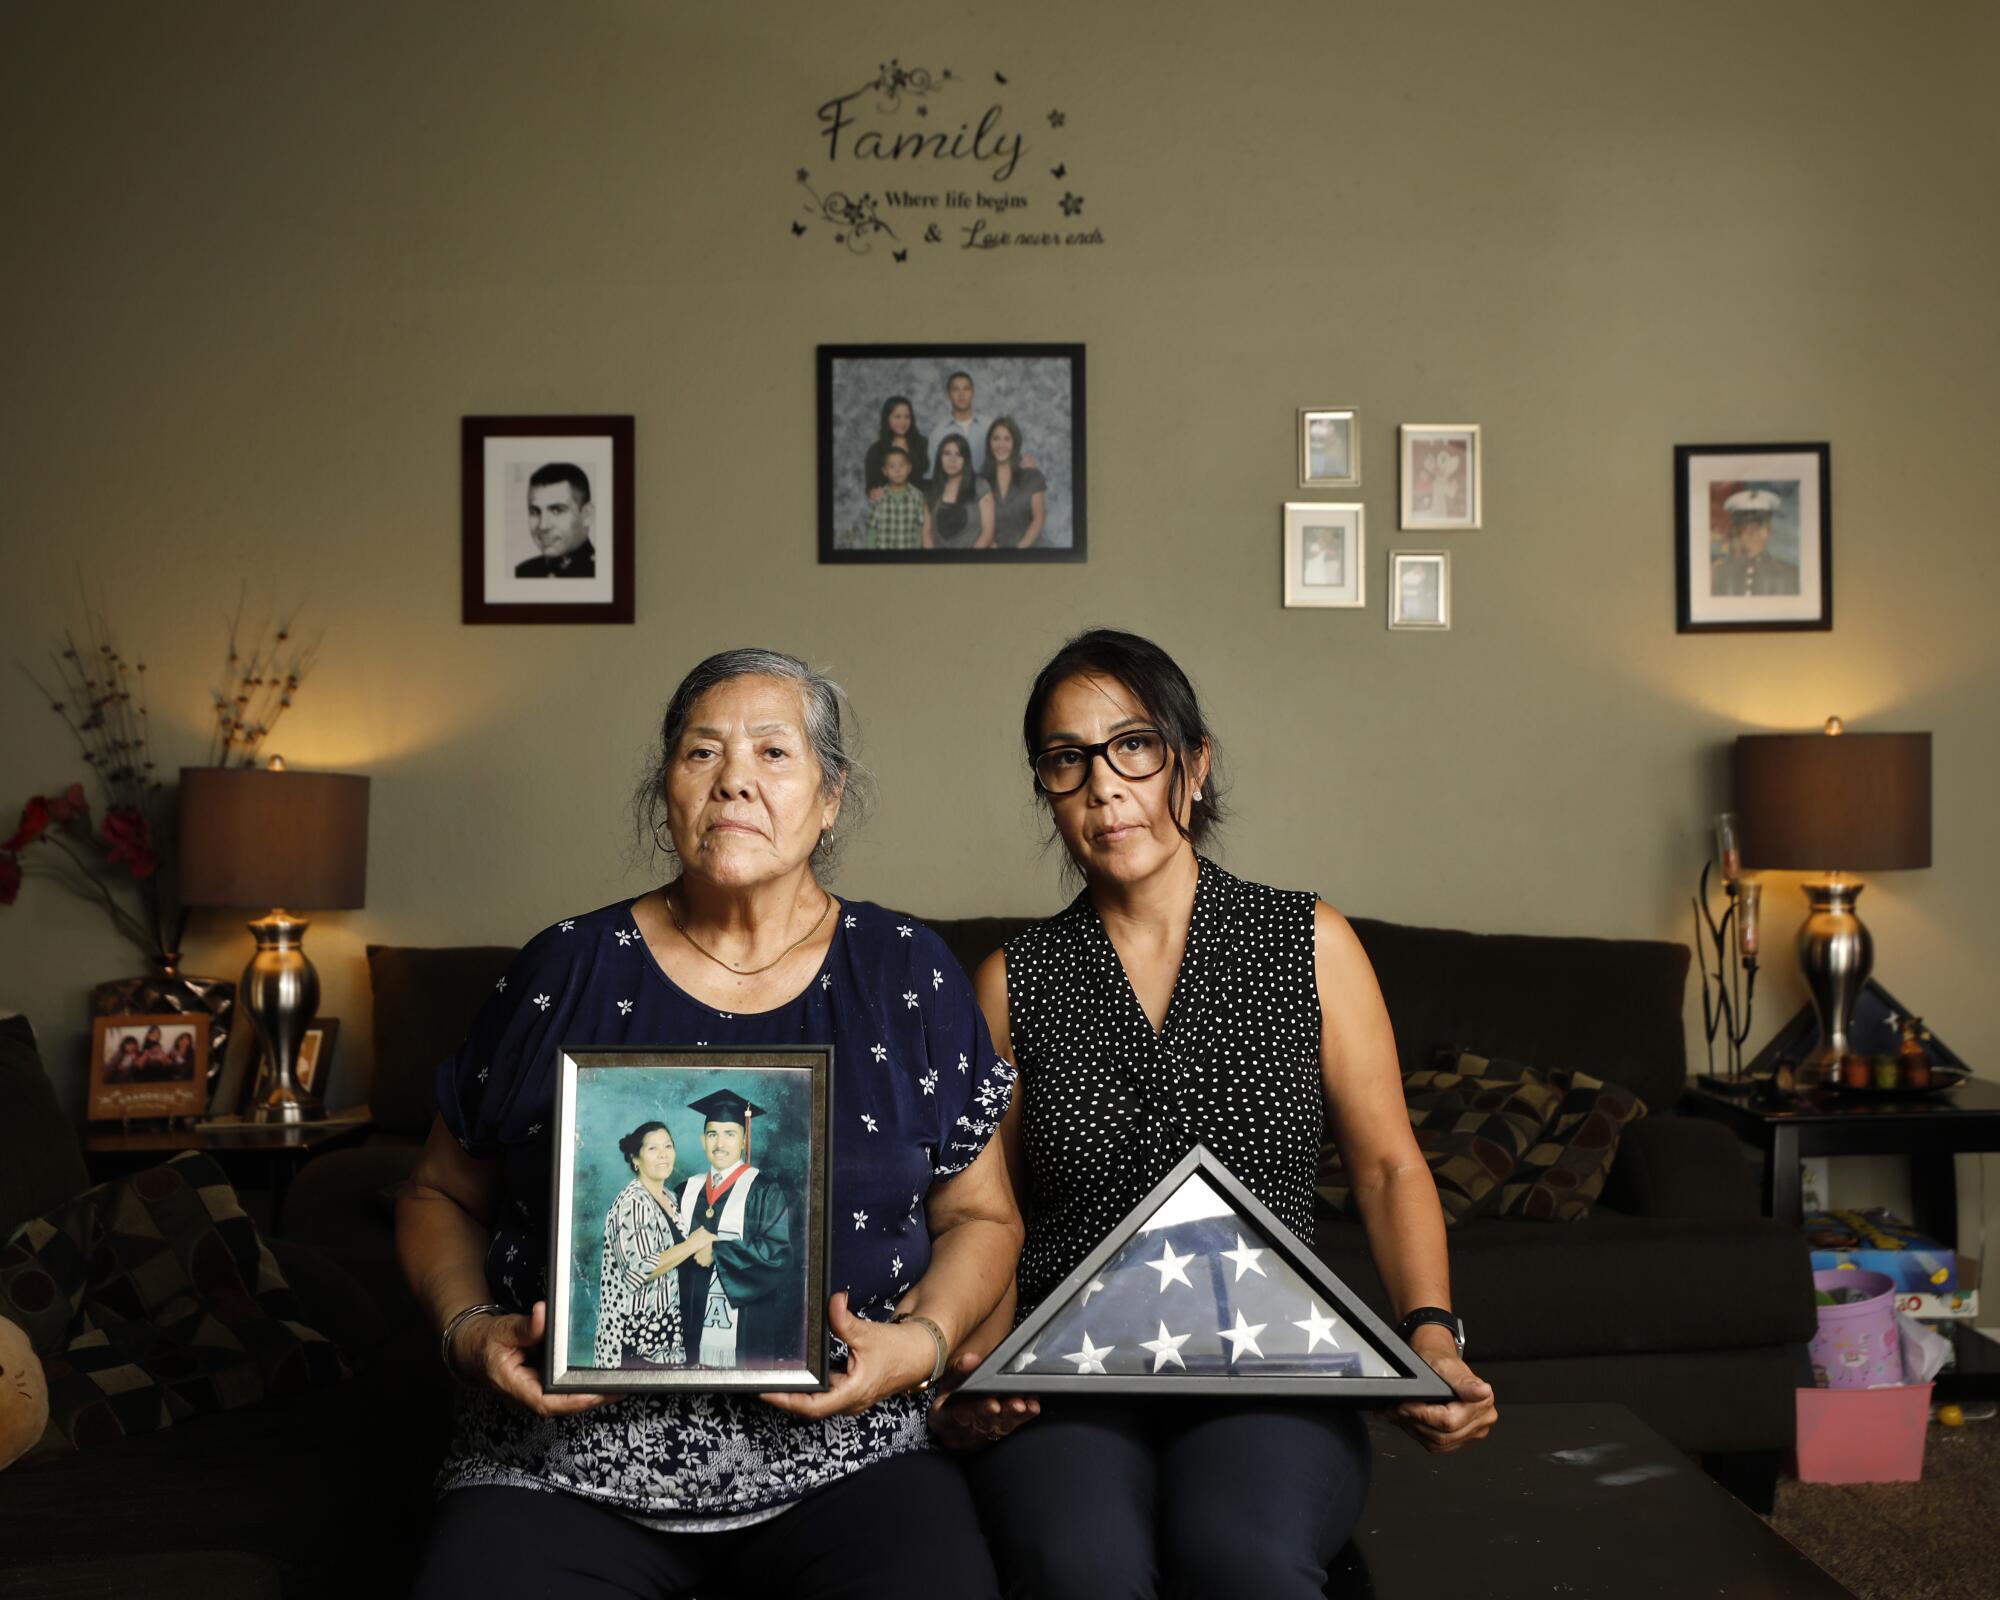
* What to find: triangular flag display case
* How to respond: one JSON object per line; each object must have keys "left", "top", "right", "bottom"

{"left": 961, "top": 1144, "right": 1455, "bottom": 1401}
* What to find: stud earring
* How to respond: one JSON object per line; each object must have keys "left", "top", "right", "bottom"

{"left": 1194, "top": 789, "right": 1204, "bottom": 802}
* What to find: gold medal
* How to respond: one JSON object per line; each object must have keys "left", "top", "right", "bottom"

{"left": 705, "top": 1207, "right": 715, "bottom": 1221}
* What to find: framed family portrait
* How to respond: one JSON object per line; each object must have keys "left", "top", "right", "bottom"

{"left": 88, "top": 1013, "right": 210, "bottom": 1122}
{"left": 817, "top": 343, "right": 1087, "bottom": 563}
{"left": 1675, "top": 442, "right": 1832, "bottom": 633}
{"left": 1299, "top": 408, "right": 1360, "bottom": 488}
{"left": 547, "top": 1046, "right": 834, "bottom": 1393}
{"left": 1388, "top": 551, "right": 1451, "bottom": 631}
{"left": 1400, "top": 425, "right": 1481, "bottom": 530}
{"left": 462, "top": 415, "right": 635, "bottom": 625}
{"left": 1282, "top": 503, "right": 1365, "bottom": 608}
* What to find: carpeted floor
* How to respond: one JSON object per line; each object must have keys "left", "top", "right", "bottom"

{"left": 1767, "top": 1418, "right": 2000, "bottom": 1599}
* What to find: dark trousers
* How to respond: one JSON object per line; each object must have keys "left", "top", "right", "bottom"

{"left": 410, "top": 1448, "right": 1000, "bottom": 1600}
{"left": 966, "top": 1400, "right": 1372, "bottom": 1600}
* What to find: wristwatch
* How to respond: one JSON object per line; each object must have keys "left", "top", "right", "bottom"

{"left": 1397, "top": 1306, "right": 1466, "bottom": 1357}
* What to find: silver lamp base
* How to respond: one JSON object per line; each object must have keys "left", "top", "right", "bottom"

{"left": 1796, "top": 878, "right": 1873, "bottom": 1089}
{"left": 241, "top": 908, "right": 325, "bottom": 1123}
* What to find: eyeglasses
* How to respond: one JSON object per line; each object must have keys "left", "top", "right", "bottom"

{"left": 1031, "top": 729, "right": 1169, "bottom": 795}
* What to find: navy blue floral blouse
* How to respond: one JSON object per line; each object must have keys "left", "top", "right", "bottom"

{"left": 432, "top": 896, "right": 1015, "bottom": 1519}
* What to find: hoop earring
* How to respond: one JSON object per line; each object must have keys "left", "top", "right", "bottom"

{"left": 652, "top": 818, "right": 674, "bottom": 854}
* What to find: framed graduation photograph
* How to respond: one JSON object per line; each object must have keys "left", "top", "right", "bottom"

{"left": 817, "top": 343, "right": 1087, "bottom": 563}
{"left": 462, "top": 414, "right": 636, "bottom": 625}
{"left": 1675, "top": 442, "right": 1832, "bottom": 633}
{"left": 546, "top": 1046, "right": 834, "bottom": 1393}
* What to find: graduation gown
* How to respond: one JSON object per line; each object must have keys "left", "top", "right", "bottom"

{"left": 676, "top": 1171, "right": 800, "bottom": 1367}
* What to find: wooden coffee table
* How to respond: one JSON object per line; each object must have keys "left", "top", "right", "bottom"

{"left": 1329, "top": 1403, "right": 1850, "bottom": 1598}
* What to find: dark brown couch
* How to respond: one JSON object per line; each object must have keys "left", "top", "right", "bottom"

{"left": 279, "top": 914, "right": 1813, "bottom": 1511}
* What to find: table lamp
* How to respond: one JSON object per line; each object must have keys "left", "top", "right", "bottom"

{"left": 178, "top": 765, "right": 370, "bottom": 1122}
{"left": 1734, "top": 721, "right": 1931, "bottom": 1087}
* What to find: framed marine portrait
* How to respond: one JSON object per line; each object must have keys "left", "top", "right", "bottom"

{"left": 817, "top": 343, "right": 1087, "bottom": 563}
{"left": 1299, "top": 407, "right": 1360, "bottom": 488}
{"left": 1282, "top": 502, "right": 1365, "bottom": 609}
{"left": 546, "top": 1045, "right": 834, "bottom": 1393}
{"left": 1399, "top": 424, "right": 1481, "bottom": 530}
{"left": 462, "top": 414, "right": 635, "bottom": 625}
{"left": 1675, "top": 442, "right": 1832, "bottom": 633}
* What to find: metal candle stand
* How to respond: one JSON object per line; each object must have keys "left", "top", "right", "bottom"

{"left": 1694, "top": 859, "right": 1762, "bottom": 1093}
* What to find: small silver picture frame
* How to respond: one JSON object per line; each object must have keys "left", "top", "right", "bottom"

{"left": 1299, "top": 407, "right": 1360, "bottom": 488}
{"left": 1399, "top": 424, "right": 1481, "bottom": 530}
{"left": 1388, "top": 551, "right": 1451, "bottom": 631}
{"left": 1283, "top": 502, "right": 1366, "bottom": 609}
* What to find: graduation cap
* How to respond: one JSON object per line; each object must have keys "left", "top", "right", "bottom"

{"left": 958, "top": 1144, "right": 1454, "bottom": 1402}
{"left": 688, "top": 1089, "right": 769, "bottom": 1158}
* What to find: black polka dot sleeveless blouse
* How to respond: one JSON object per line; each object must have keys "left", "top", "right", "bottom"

{"left": 1004, "top": 856, "right": 1324, "bottom": 1313}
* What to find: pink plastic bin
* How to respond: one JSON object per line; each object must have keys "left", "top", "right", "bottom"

{"left": 1794, "top": 1383, "right": 1932, "bottom": 1483}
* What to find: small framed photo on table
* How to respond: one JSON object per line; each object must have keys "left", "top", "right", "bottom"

{"left": 1299, "top": 408, "right": 1359, "bottom": 487}
{"left": 88, "top": 1013, "right": 210, "bottom": 1121}
{"left": 1282, "top": 503, "right": 1365, "bottom": 608}
{"left": 462, "top": 415, "right": 635, "bottom": 625}
{"left": 547, "top": 1046, "right": 834, "bottom": 1394}
{"left": 1674, "top": 442, "right": 1832, "bottom": 633}
{"left": 1400, "top": 425, "right": 1482, "bottom": 530}
{"left": 1388, "top": 551, "right": 1451, "bottom": 630}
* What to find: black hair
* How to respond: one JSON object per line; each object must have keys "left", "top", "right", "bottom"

{"left": 945, "top": 369, "right": 974, "bottom": 392}
{"left": 875, "top": 395, "right": 923, "bottom": 449}
{"left": 618, "top": 1120, "right": 671, "bottom": 1172}
{"left": 881, "top": 444, "right": 912, "bottom": 466}
{"left": 928, "top": 433, "right": 975, "bottom": 503}
{"left": 1021, "top": 628, "right": 1224, "bottom": 850}
{"left": 528, "top": 461, "right": 592, "bottom": 504}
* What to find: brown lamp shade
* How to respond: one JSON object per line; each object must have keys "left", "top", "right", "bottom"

{"left": 177, "top": 768, "right": 370, "bottom": 909}
{"left": 1734, "top": 732, "right": 1931, "bottom": 873}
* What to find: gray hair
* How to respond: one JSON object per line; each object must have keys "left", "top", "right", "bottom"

{"left": 634, "top": 648, "right": 871, "bottom": 877}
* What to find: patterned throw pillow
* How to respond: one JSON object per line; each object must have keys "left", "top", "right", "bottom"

{"left": 0, "top": 1151, "right": 346, "bottom": 1453}
{"left": 1316, "top": 1065, "right": 1563, "bottom": 1226}
{"left": 1448, "top": 1050, "right": 1648, "bottom": 1221}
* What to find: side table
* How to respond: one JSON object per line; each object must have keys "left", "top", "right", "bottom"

{"left": 82, "top": 1111, "right": 374, "bottom": 1232}
{"left": 1682, "top": 1078, "right": 2000, "bottom": 1401}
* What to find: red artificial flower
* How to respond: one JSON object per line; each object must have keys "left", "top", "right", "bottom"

{"left": 101, "top": 807, "right": 158, "bottom": 879}
{"left": 4, "top": 796, "right": 50, "bottom": 853}
{"left": 49, "top": 783, "right": 89, "bottom": 825}
{"left": 0, "top": 852, "right": 20, "bottom": 906}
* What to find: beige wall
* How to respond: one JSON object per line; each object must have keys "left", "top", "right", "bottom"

{"left": 4, "top": 2, "right": 1996, "bottom": 1244}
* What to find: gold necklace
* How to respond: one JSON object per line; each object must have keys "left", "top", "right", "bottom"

{"left": 665, "top": 884, "right": 834, "bottom": 977}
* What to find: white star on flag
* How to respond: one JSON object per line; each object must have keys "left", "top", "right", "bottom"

{"left": 1011, "top": 1344, "right": 1038, "bottom": 1373}
{"left": 1062, "top": 1333, "right": 1114, "bottom": 1374}
{"left": 1221, "top": 1234, "right": 1267, "bottom": 1281}
{"left": 531, "top": 994, "right": 552, "bottom": 1012}
{"left": 616, "top": 999, "right": 634, "bottom": 1015}
{"left": 1220, "top": 1310, "right": 1267, "bottom": 1362}
{"left": 861, "top": 1114, "right": 879, "bottom": 1132}
{"left": 871, "top": 1043, "right": 888, "bottom": 1063}
{"left": 853, "top": 1211, "right": 869, "bottom": 1230}
{"left": 896, "top": 923, "right": 914, "bottom": 938}
{"left": 903, "top": 991, "right": 919, "bottom": 1008}
{"left": 1140, "top": 1321, "right": 1191, "bottom": 1372}
{"left": 1079, "top": 1277, "right": 1107, "bottom": 1306}
{"left": 1147, "top": 1240, "right": 1195, "bottom": 1291}
{"left": 1293, "top": 1301, "right": 1342, "bottom": 1353}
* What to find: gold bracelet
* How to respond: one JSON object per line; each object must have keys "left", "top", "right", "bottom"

{"left": 892, "top": 1312, "right": 949, "bottom": 1393}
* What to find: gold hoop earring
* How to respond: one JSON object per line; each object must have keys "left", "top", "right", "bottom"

{"left": 652, "top": 817, "right": 674, "bottom": 854}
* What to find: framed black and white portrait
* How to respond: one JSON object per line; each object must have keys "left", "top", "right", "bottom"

{"left": 1299, "top": 408, "right": 1359, "bottom": 488}
{"left": 1282, "top": 503, "right": 1365, "bottom": 609}
{"left": 817, "top": 344, "right": 1086, "bottom": 563}
{"left": 1388, "top": 551, "right": 1451, "bottom": 631}
{"left": 462, "top": 415, "right": 635, "bottom": 624}
{"left": 547, "top": 1046, "right": 833, "bottom": 1394}
{"left": 1675, "top": 442, "right": 1832, "bottom": 633}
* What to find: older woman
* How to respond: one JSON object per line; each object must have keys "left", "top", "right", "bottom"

{"left": 595, "top": 1122, "right": 705, "bottom": 1369}
{"left": 399, "top": 647, "right": 1021, "bottom": 1600}
{"left": 936, "top": 628, "right": 1496, "bottom": 1599}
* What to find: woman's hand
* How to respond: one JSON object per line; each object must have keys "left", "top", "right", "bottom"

{"left": 760, "top": 1292, "right": 939, "bottom": 1419}
{"left": 450, "top": 1300, "right": 616, "bottom": 1419}
{"left": 1391, "top": 1328, "right": 1496, "bottom": 1453}
{"left": 926, "top": 1347, "right": 1039, "bottom": 1451}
